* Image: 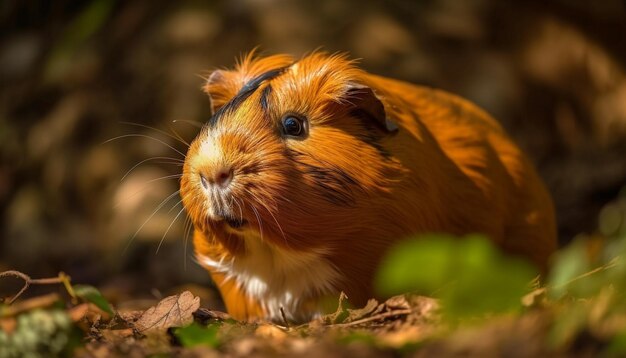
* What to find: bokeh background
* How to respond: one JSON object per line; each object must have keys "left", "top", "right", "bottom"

{"left": 2, "top": 0, "right": 626, "bottom": 305}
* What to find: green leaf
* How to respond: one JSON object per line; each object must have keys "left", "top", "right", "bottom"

{"left": 73, "top": 285, "right": 114, "bottom": 315}
{"left": 375, "top": 234, "right": 457, "bottom": 296}
{"left": 547, "top": 238, "right": 597, "bottom": 299}
{"left": 174, "top": 322, "right": 220, "bottom": 348}
{"left": 375, "top": 234, "right": 537, "bottom": 319}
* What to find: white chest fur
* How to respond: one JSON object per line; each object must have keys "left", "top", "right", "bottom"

{"left": 198, "top": 232, "right": 341, "bottom": 322}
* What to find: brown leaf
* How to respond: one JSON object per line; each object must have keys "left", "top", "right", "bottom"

{"left": 133, "top": 291, "right": 200, "bottom": 333}
{"left": 344, "top": 299, "right": 380, "bottom": 323}
{"left": 322, "top": 292, "right": 350, "bottom": 324}
{"left": 117, "top": 309, "right": 144, "bottom": 323}
{"left": 193, "top": 307, "right": 232, "bottom": 324}
{"left": 384, "top": 295, "right": 411, "bottom": 311}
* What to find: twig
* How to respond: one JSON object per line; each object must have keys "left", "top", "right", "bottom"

{"left": 0, "top": 270, "right": 72, "bottom": 304}
{"left": 2, "top": 293, "right": 61, "bottom": 316}
{"left": 333, "top": 309, "right": 412, "bottom": 327}
{"left": 280, "top": 307, "right": 290, "bottom": 330}
{"left": 552, "top": 257, "right": 621, "bottom": 289}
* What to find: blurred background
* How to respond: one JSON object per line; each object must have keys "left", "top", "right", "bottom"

{"left": 1, "top": 0, "right": 626, "bottom": 306}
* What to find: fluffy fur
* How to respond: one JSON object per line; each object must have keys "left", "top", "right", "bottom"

{"left": 180, "top": 52, "right": 557, "bottom": 322}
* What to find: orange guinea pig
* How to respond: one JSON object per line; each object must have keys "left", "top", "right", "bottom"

{"left": 180, "top": 52, "right": 557, "bottom": 322}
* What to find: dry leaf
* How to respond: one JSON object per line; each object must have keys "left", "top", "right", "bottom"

{"left": 193, "top": 307, "right": 232, "bottom": 324}
{"left": 117, "top": 309, "right": 144, "bottom": 324}
{"left": 344, "top": 299, "right": 380, "bottom": 323}
{"left": 133, "top": 291, "right": 200, "bottom": 333}
{"left": 384, "top": 295, "right": 411, "bottom": 311}
{"left": 318, "top": 292, "right": 349, "bottom": 324}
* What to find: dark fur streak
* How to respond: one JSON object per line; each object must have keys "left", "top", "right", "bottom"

{"left": 358, "top": 134, "right": 392, "bottom": 159}
{"left": 260, "top": 85, "right": 272, "bottom": 113}
{"left": 350, "top": 109, "right": 393, "bottom": 160}
{"left": 208, "top": 67, "right": 288, "bottom": 127}
{"left": 291, "top": 154, "right": 357, "bottom": 206}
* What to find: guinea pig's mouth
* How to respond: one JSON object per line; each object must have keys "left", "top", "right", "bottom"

{"left": 207, "top": 206, "right": 248, "bottom": 230}
{"left": 223, "top": 216, "right": 247, "bottom": 229}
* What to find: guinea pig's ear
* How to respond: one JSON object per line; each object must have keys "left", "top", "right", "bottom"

{"left": 345, "top": 83, "right": 399, "bottom": 133}
{"left": 203, "top": 70, "right": 239, "bottom": 114}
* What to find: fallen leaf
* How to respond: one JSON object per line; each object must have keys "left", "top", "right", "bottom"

{"left": 133, "top": 291, "right": 200, "bottom": 333}
{"left": 117, "top": 310, "right": 143, "bottom": 323}
{"left": 322, "top": 292, "right": 350, "bottom": 324}
{"left": 384, "top": 295, "right": 411, "bottom": 311}
{"left": 343, "top": 299, "right": 380, "bottom": 323}
{"left": 193, "top": 308, "right": 232, "bottom": 324}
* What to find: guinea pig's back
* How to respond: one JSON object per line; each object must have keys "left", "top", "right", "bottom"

{"left": 365, "top": 74, "right": 557, "bottom": 270}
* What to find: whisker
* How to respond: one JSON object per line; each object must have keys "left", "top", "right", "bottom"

{"left": 102, "top": 134, "right": 186, "bottom": 158}
{"left": 245, "top": 190, "right": 288, "bottom": 247}
{"left": 123, "top": 190, "right": 180, "bottom": 254}
{"left": 120, "top": 156, "right": 184, "bottom": 183}
{"left": 270, "top": 190, "right": 295, "bottom": 206}
{"left": 167, "top": 198, "right": 184, "bottom": 214}
{"left": 120, "top": 121, "right": 191, "bottom": 148}
{"left": 156, "top": 206, "right": 186, "bottom": 255}
{"left": 183, "top": 216, "right": 193, "bottom": 271}
{"left": 249, "top": 204, "right": 264, "bottom": 242}
{"left": 167, "top": 124, "right": 191, "bottom": 147}
{"left": 114, "top": 174, "right": 182, "bottom": 209}
{"left": 233, "top": 197, "right": 244, "bottom": 223}
{"left": 172, "top": 119, "right": 203, "bottom": 129}
{"left": 257, "top": 199, "right": 288, "bottom": 248}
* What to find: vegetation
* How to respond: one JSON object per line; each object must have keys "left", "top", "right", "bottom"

{"left": 2, "top": 0, "right": 626, "bottom": 356}
{"left": 2, "top": 192, "right": 625, "bottom": 356}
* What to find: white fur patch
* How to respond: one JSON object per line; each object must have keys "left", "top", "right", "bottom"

{"left": 198, "top": 231, "right": 341, "bottom": 322}
{"left": 195, "top": 134, "right": 234, "bottom": 219}
{"left": 198, "top": 134, "right": 222, "bottom": 165}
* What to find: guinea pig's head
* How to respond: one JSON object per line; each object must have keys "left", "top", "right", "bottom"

{"left": 181, "top": 52, "right": 403, "bottom": 254}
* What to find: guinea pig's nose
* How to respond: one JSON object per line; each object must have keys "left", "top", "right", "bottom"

{"left": 199, "top": 166, "right": 233, "bottom": 189}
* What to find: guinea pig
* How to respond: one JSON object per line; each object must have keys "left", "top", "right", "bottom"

{"left": 180, "top": 52, "right": 557, "bottom": 322}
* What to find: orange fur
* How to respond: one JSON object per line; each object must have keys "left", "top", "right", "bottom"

{"left": 180, "top": 52, "right": 557, "bottom": 322}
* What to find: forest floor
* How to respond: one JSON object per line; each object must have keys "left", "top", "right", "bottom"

{"left": 2, "top": 234, "right": 626, "bottom": 358}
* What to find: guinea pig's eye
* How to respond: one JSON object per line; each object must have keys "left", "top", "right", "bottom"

{"left": 281, "top": 115, "right": 307, "bottom": 138}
